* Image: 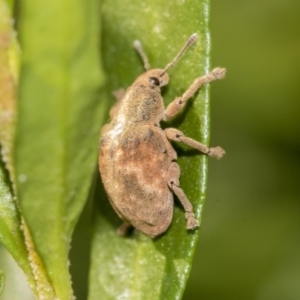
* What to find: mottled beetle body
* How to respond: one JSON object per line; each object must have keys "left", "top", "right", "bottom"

{"left": 99, "top": 34, "right": 226, "bottom": 237}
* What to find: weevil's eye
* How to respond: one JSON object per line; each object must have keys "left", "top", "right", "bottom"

{"left": 149, "top": 76, "right": 160, "bottom": 86}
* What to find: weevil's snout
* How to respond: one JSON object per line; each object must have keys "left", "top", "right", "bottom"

{"left": 158, "top": 71, "right": 169, "bottom": 87}
{"left": 145, "top": 69, "right": 169, "bottom": 88}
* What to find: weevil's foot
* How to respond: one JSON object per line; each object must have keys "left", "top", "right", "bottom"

{"left": 211, "top": 67, "right": 227, "bottom": 80}
{"left": 117, "top": 222, "right": 133, "bottom": 236}
{"left": 208, "top": 146, "right": 226, "bottom": 159}
{"left": 185, "top": 212, "right": 199, "bottom": 230}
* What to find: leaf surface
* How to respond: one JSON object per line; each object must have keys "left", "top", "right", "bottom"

{"left": 89, "top": 1, "right": 212, "bottom": 299}
{"left": 15, "top": 1, "right": 105, "bottom": 298}
{"left": 0, "top": 0, "right": 37, "bottom": 296}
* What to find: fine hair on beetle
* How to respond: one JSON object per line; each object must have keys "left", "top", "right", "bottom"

{"left": 99, "top": 33, "right": 226, "bottom": 238}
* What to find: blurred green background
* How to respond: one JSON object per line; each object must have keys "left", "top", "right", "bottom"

{"left": 184, "top": 0, "right": 300, "bottom": 299}
{"left": 1, "top": 1, "right": 300, "bottom": 299}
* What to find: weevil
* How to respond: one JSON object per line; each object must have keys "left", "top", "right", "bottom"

{"left": 99, "top": 33, "right": 226, "bottom": 238}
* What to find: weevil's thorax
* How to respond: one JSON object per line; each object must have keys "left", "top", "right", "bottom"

{"left": 119, "top": 69, "right": 169, "bottom": 124}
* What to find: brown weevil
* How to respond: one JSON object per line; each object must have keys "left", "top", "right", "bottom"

{"left": 99, "top": 33, "right": 226, "bottom": 238}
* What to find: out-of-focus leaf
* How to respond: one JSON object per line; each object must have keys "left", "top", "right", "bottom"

{"left": 0, "top": 1, "right": 37, "bottom": 296}
{"left": 0, "top": 0, "right": 18, "bottom": 183}
{"left": 0, "top": 159, "right": 37, "bottom": 296}
{"left": 6, "top": 0, "right": 13, "bottom": 11}
{"left": 15, "top": 0, "right": 105, "bottom": 299}
{"left": 89, "top": 0, "right": 212, "bottom": 299}
{"left": 0, "top": 244, "right": 35, "bottom": 300}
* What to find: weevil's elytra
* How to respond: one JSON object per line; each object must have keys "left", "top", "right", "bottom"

{"left": 99, "top": 33, "right": 226, "bottom": 238}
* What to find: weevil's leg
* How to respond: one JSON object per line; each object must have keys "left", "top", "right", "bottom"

{"left": 164, "top": 67, "right": 226, "bottom": 120}
{"left": 165, "top": 128, "right": 225, "bottom": 159}
{"left": 117, "top": 222, "right": 133, "bottom": 236}
{"left": 109, "top": 88, "right": 126, "bottom": 119}
{"left": 133, "top": 40, "right": 151, "bottom": 71}
{"left": 167, "top": 162, "right": 199, "bottom": 230}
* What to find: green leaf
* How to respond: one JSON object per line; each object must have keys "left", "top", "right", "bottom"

{"left": 15, "top": 0, "right": 105, "bottom": 299}
{"left": 0, "top": 0, "right": 38, "bottom": 296}
{"left": 89, "top": 0, "right": 211, "bottom": 299}
{"left": 5, "top": 0, "right": 13, "bottom": 11}
{"left": 0, "top": 0, "right": 18, "bottom": 176}
{"left": 0, "top": 159, "right": 36, "bottom": 295}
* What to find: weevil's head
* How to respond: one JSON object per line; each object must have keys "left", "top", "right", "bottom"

{"left": 132, "top": 34, "right": 197, "bottom": 90}
{"left": 134, "top": 69, "right": 169, "bottom": 89}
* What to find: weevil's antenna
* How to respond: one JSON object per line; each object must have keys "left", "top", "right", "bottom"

{"left": 160, "top": 33, "right": 197, "bottom": 77}
{"left": 133, "top": 40, "right": 151, "bottom": 71}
